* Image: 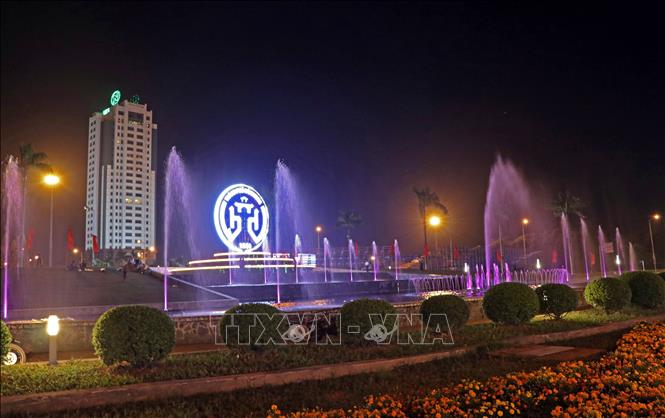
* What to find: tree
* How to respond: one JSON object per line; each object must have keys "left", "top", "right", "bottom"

{"left": 551, "top": 190, "right": 585, "bottom": 218}
{"left": 413, "top": 187, "right": 448, "bottom": 253}
{"left": 18, "top": 144, "right": 51, "bottom": 266}
{"left": 336, "top": 210, "right": 362, "bottom": 240}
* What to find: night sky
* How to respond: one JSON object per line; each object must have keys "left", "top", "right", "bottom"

{"left": 2, "top": 2, "right": 664, "bottom": 262}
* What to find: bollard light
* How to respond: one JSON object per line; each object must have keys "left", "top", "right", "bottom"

{"left": 46, "top": 315, "right": 60, "bottom": 365}
{"left": 536, "top": 258, "right": 542, "bottom": 270}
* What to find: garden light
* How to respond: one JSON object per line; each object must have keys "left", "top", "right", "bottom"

{"left": 46, "top": 314, "right": 60, "bottom": 366}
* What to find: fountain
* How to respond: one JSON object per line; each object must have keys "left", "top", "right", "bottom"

{"left": 393, "top": 239, "right": 401, "bottom": 280}
{"left": 484, "top": 156, "right": 539, "bottom": 280}
{"left": 560, "top": 214, "right": 574, "bottom": 275}
{"left": 294, "top": 234, "right": 302, "bottom": 283}
{"left": 629, "top": 242, "right": 637, "bottom": 272}
{"left": 598, "top": 226, "right": 607, "bottom": 277}
{"left": 348, "top": 239, "right": 355, "bottom": 282}
{"left": 274, "top": 160, "right": 302, "bottom": 259}
{"left": 323, "top": 237, "right": 332, "bottom": 282}
{"left": 371, "top": 241, "right": 379, "bottom": 281}
{"left": 2, "top": 157, "right": 23, "bottom": 319}
{"left": 580, "top": 218, "right": 591, "bottom": 280}
{"left": 163, "top": 147, "right": 201, "bottom": 310}
{"left": 615, "top": 227, "right": 626, "bottom": 271}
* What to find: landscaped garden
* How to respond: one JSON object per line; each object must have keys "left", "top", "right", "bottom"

{"left": 1, "top": 273, "right": 664, "bottom": 417}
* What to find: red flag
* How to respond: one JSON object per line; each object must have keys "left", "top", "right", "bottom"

{"left": 496, "top": 250, "right": 502, "bottom": 262}
{"left": 423, "top": 244, "right": 430, "bottom": 257}
{"left": 26, "top": 228, "right": 34, "bottom": 251}
{"left": 590, "top": 252, "right": 596, "bottom": 266}
{"left": 67, "top": 228, "right": 75, "bottom": 250}
{"left": 389, "top": 244, "right": 395, "bottom": 256}
{"left": 551, "top": 249, "right": 558, "bottom": 265}
{"left": 354, "top": 241, "right": 359, "bottom": 257}
{"left": 453, "top": 246, "right": 460, "bottom": 260}
{"left": 92, "top": 235, "right": 100, "bottom": 254}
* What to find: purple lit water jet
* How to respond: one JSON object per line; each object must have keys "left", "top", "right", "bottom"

{"left": 323, "top": 237, "right": 331, "bottom": 282}
{"left": 393, "top": 239, "right": 401, "bottom": 280}
{"left": 294, "top": 234, "right": 302, "bottom": 283}
{"left": 628, "top": 242, "right": 637, "bottom": 272}
{"left": 371, "top": 241, "right": 379, "bottom": 281}
{"left": 598, "top": 226, "right": 607, "bottom": 277}
{"left": 163, "top": 147, "right": 200, "bottom": 310}
{"left": 2, "top": 157, "right": 23, "bottom": 319}
{"left": 348, "top": 239, "right": 355, "bottom": 282}
{"left": 615, "top": 227, "right": 626, "bottom": 272}
{"left": 580, "top": 218, "right": 590, "bottom": 280}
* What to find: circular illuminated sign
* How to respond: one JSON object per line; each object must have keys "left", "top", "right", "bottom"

{"left": 214, "top": 184, "right": 269, "bottom": 253}
{"left": 110, "top": 90, "right": 121, "bottom": 106}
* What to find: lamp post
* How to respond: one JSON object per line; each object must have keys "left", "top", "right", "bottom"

{"left": 43, "top": 174, "right": 61, "bottom": 268}
{"left": 315, "top": 226, "right": 322, "bottom": 253}
{"left": 521, "top": 218, "right": 529, "bottom": 266}
{"left": 46, "top": 315, "right": 60, "bottom": 366}
{"left": 649, "top": 214, "right": 660, "bottom": 271}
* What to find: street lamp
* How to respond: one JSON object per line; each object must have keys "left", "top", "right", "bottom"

{"left": 648, "top": 213, "right": 660, "bottom": 271}
{"left": 315, "top": 226, "right": 322, "bottom": 253}
{"left": 43, "top": 174, "right": 61, "bottom": 268}
{"left": 521, "top": 218, "right": 529, "bottom": 265}
{"left": 428, "top": 215, "right": 442, "bottom": 265}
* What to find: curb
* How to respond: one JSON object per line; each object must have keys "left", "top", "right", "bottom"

{"left": 2, "top": 314, "right": 663, "bottom": 416}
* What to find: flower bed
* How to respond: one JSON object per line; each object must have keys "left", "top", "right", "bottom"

{"left": 269, "top": 321, "right": 665, "bottom": 417}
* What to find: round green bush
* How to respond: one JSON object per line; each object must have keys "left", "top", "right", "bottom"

{"left": 584, "top": 277, "right": 631, "bottom": 313}
{"left": 219, "top": 303, "right": 286, "bottom": 348}
{"left": 0, "top": 320, "right": 12, "bottom": 360}
{"left": 620, "top": 271, "right": 665, "bottom": 308}
{"left": 92, "top": 305, "right": 175, "bottom": 367}
{"left": 482, "top": 282, "right": 539, "bottom": 325}
{"left": 535, "top": 284, "right": 578, "bottom": 319}
{"left": 420, "top": 295, "right": 470, "bottom": 330}
{"left": 340, "top": 299, "right": 397, "bottom": 344}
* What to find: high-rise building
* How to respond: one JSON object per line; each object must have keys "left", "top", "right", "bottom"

{"left": 85, "top": 91, "right": 158, "bottom": 251}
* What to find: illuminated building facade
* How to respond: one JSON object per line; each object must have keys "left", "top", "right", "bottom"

{"left": 85, "top": 91, "right": 158, "bottom": 251}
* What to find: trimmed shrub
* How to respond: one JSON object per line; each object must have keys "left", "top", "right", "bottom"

{"left": 420, "top": 295, "right": 470, "bottom": 331}
{"left": 584, "top": 277, "right": 631, "bottom": 313}
{"left": 340, "top": 299, "right": 397, "bottom": 344}
{"left": 93, "top": 305, "right": 175, "bottom": 367}
{"left": 483, "top": 282, "right": 539, "bottom": 325}
{"left": 620, "top": 271, "right": 665, "bottom": 308}
{"left": 657, "top": 271, "right": 665, "bottom": 281}
{"left": 219, "top": 303, "right": 286, "bottom": 348}
{"left": 0, "top": 320, "right": 11, "bottom": 360}
{"left": 535, "top": 284, "right": 578, "bottom": 319}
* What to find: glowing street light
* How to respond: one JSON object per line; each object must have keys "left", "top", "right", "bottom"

{"left": 428, "top": 215, "right": 442, "bottom": 227}
{"left": 46, "top": 315, "right": 60, "bottom": 365}
{"left": 149, "top": 246, "right": 156, "bottom": 253}
{"left": 648, "top": 213, "right": 660, "bottom": 271}
{"left": 43, "top": 173, "right": 61, "bottom": 268}
{"left": 521, "top": 218, "right": 529, "bottom": 265}
{"left": 536, "top": 258, "right": 542, "bottom": 270}
{"left": 315, "top": 225, "right": 323, "bottom": 253}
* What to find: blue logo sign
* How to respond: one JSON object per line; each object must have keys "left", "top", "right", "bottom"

{"left": 214, "top": 184, "right": 269, "bottom": 252}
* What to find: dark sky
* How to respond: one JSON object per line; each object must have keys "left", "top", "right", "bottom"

{"left": 2, "top": 1, "right": 664, "bottom": 262}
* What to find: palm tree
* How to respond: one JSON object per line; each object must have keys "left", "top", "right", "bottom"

{"left": 336, "top": 210, "right": 362, "bottom": 240}
{"left": 413, "top": 187, "right": 448, "bottom": 253}
{"left": 18, "top": 144, "right": 51, "bottom": 266}
{"left": 551, "top": 190, "right": 585, "bottom": 218}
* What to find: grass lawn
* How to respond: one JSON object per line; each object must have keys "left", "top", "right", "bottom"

{"left": 1, "top": 305, "right": 661, "bottom": 397}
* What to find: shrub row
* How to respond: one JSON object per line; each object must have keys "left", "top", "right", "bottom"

{"left": 11, "top": 271, "right": 661, "bottom": 367}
